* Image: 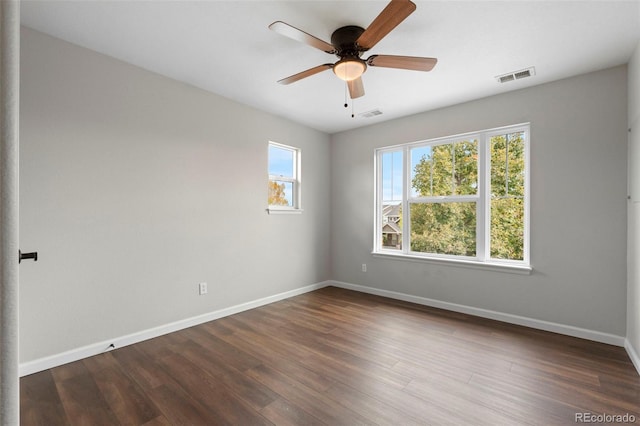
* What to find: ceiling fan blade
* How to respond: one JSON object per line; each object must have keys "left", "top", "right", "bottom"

{"left": 356, "top": 0, "right": 416, "bottom": 50}
{"left": 278, "top": 64, "right": 334, "bottom": 85}
{"left": 269, "top": 21, "right": 336, "bottom": 54}
{"left": 347, "top": 77, "right": 365, "bottom": 99}
{"left": 367, "top": 55, "right": 437, "bottom": 71}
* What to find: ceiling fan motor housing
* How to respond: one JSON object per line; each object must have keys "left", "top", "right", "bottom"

{"left": 331, "top": 25, "right": 366, "bottom": 57}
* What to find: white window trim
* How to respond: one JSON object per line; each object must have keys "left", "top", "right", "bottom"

{"left": 266, "top": 208, "right": 304, "bottom": 215}
{"left": 372, "top": 251, "right": 532, "bottom": 274}
{"left": 267, "top": 141, "right": 302, "bottom": 214}
{"left": 373, "top": 123, "right": 531, "bottom": 273}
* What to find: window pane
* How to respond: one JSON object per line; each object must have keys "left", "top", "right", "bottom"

{"left": 410, "top": 202, "right": 476, "bottom": 256}
{"left": 268, "top": 180, "right": 293, "bottom": 206}
{"left": 381, "top": 150, "right": 403, "bottom": 250}
{"left": 507, "top": 133, "right": 525, "bottom": 197}
{"left": 410, "top": 145, "right": 432, "bottom": 197}
{"left": 411, "top": 140, "right": 477, "bottom": 198}
{"left": 382, "top": 203, "right": 402, "bottom": 250}
{"left": 454, "top": 139, "right": 478, "bottom": 195}
{"left": 491, "top": 132, "right": 525, "bottom": 197}
{"left": 268, "top": 145, "right": 294, "bottom": 178}
{"left": 382, "top": 151, "right": 403, "bottom": 202}
{"left": 491, "top": 198, "right": 524, "bottom": 260}
{"left": 490, "top": 132, "right": 525, "bottom": 260}
{"left": 412, "top": 144, "right": 453, "bottom": 196}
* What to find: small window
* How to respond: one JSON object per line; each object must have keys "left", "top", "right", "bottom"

{"left": 268, "top": 142, "right": 301, "bottom": 213}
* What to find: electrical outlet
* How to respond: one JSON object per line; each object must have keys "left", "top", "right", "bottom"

{"left": 362, "top": 263, "right": 367, "bottom": 272}
{"left": 199, "top": 282, "right": 208, "bottom": 295}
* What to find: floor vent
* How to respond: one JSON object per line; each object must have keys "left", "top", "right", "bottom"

{"left": 360, "top": 109, "right": 383, "bottom": 118}
{"left": 496, "top": 67, "right": 535, "bottom": 83}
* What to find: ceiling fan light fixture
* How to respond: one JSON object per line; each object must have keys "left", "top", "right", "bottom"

{"left": 333, "top": 58, "right": 366, "bottom": 81}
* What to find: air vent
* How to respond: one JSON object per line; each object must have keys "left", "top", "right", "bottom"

{"left": 496, "top": 67, "right": 535, "bottom": 83}
{"left": 359, "top": 109, "right": 383, "bottom": 118}
{"left": 498, "top": 74, "right": 515, "bottom": 84}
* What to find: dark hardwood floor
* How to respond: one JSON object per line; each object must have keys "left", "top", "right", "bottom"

{"left": 21, "top": 286, "right": 640, "bottom": 425}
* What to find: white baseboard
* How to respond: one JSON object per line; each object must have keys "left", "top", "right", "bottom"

{"left": 329, "top": 280, "right": 626, "bottom": 347}
{"left": 625, "top": 339, "right": 640, "bottom": 376}
{"left": 19, "top": 281, "right": 331, "bottom": 377}
{"left": 21, "top": 279, "right": 632, "bottom": 377}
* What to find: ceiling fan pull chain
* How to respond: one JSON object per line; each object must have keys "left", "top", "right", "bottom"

{"left": 344, "top": 81, "right": 348, "bottom": 108}
{"left": 352, "top": 98, "right": 355, "bottom": 118}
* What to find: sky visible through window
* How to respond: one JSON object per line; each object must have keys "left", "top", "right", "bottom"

{"left": 382, "top": 151, "right": 403, "bottom": 203}
{"left": 269, "top": 144, "right": 295, "bottom": 206}
{"left": 268, "top": 145, "right": 294, "bottom": 178}
{"left": 382, "top": 146, "right": 433, "bottom": 202}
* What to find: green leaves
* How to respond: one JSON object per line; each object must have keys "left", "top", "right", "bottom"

{"left": 409, "top": 133, "right": 524, "bottom": 260}
{"left": 410, "top": 140, "right": 478, "bottom": 256}
{"left": 490, "top": 132, "right": 525, "bottom": 260}
{"left": 411, "top": 140, "right": 478, "bottom": 197}
{"left": 490, "top": 197, "right": 524, "bottom": 260}
{"left": 410, "top": 202, "right": 476, "bottom": 256}
{"left": 491, "top": 133, "right": 525, "bottom": 198}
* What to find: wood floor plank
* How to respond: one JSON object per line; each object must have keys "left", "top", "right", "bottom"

{"left": 324, "top": 380, "right": 426, "bottom": 425}
{"left": 155, "top": 352, "right": 273, "bottom": 425}
{"left": 406, "top": 374, "right": 547, "bottom": 426}
{"left": 20, "top": 286, "right": 640, "bottom": 425}
{"left": 469, "top": 371, "right": 640, "bottom": 423}
{"left": 20, "top": 370, "right": 70, "bottom": 426}
{"left": 81, "top": 352, "right": 120, "bottom": 376}
{"left": 108, "top": 345, "right": 173, "bottom": 390}
{"left": 146, "top": 383, "right": 228, "bottom": 426}
{"left": 179, "top": 326, "right": 262, "bottom": 372}
{"left": 54, "top": 370, "right": 120, "bottom": 425}
{"left": 509, "top": 360, "right": 601, "bottom": 388}
{"left": 176, "top": 339, "right": 279, "bottom": 411}
{"left": 91, "top": 366, "right": 160, "bottom": 425}
{"left": 297, "top": 350, "right": 411, "bottom": 392}
{"left": 204, "top": 327, "right": 337, "bottom": 393}
{"left": 50, "top": 360, "right": 89, "bottom": 383}
{"left": 392, "top": 358, "right": 473, "bottom": 384}
{"left": 139, "top": 415, "right": 172, "bottom": 426}
{"left": 260, "top": 398, "right": 326, "bottom": 426}
{"left": 246, "top": 363, "right": 371, "bottom": 425}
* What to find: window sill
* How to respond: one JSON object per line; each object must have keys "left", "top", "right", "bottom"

{"left": 266, "top": 208, "right": 303, "bottom": 215}
{"left": 371, "top": 251, "right": 532, "bottom": 275}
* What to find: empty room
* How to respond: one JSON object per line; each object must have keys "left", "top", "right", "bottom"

{"left": 2, "top": 0, "right": 640, "bottom": 424}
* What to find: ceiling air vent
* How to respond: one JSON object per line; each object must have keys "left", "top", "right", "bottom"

{"left": 496, "top": 67, "right": 535, "bottom": 83}
{"left": 359, "top": 109, "right": 383, "bottom": 118}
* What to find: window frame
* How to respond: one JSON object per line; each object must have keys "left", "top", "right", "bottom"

{"left": 374, "top": 124, "right": 531, "bottom": 273}
{"left": 267, "top": 141, "right": 302, "bottom": 214}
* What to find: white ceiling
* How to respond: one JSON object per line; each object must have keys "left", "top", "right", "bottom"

{"left": 21, "top": 1, "right": 640, "bottom": 134}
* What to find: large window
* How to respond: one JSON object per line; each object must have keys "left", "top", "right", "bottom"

{"left": 375, "top": 124, "right": 529, "bottom": 270}
{"left": 268, "top": 141, "right": 301, "bottom": 213}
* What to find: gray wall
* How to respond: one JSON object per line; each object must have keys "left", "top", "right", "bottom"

{"left": 19, "top": 27, "right": 331, "bottom": 363}
{"left": 331, "top": 66, "right": 628, "bottom": 336}
{"left": 628, "top": 40, "right": 640, "bottom": 358}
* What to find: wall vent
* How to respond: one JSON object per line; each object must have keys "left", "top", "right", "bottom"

{"left": 359, "top": 109, "right": 383, "bottom": 118}
{"left": 496, "top": 67, "right": 535, "bottom": 83}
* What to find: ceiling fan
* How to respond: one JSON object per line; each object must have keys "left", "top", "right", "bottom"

{"left": 269, "top": 0, "right": 437, "bottom": 100}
